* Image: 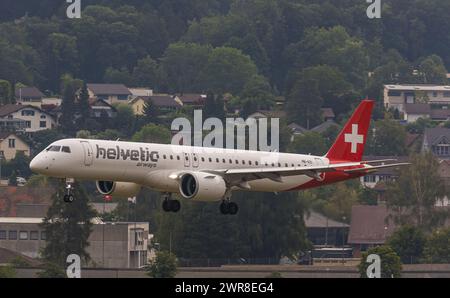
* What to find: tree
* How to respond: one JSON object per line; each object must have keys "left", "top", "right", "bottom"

{"left": 387, "top": 225, "right": 427, "bottom": 264}
{"left": 358, "top": 246, "right": 402, "bottom": 278}
{"left": 417, "top": 55, "right": 448, "bottom": 84}
{"left": 132, "top": 124, "right": 172, "bottom": 144}
{"left": 203, "top": 92, "right": 225, "bottom": 120}
{"left": 323, "top": 182, "right": 359, "bottom": 223}
{"left": 40, "top": 181, "right": 97, "bottom": 267}
{"left": 114, "top": 103, "right": 135, "bottom": 135}
{"left": 8, "top": 170, "right": 17, "bottom": 186}
{"left": 203, "top": 47, "right": 258, "bottom": 94}
{"left": 0, "top": 79, "right": 12, "bottom": 105}
{"left": 386, "top": 152, "right": 449, "bottom": 230}
{"left": 239, "top": 75, "right": 275, "bottom": 118}
{"left": 423, "top": 227, "right": 450, "bottom": 264}
{"left": 77, "top": 83, "right": 90, "bottom": 130}
{"left": 146, "top": 251, "right": 177, "bottom": 278}
{"left": 143, "top": 99, "right": 161, "bottom": 125}
{"left": 103, "top": 67, "right": 133, "bottom": 86}
{"left": 288, "top": 132, "right": 328, "bottom": 156}
{"left": 133, "top": 56, "right": 159, "bottom": 89}
{"left": 367, "top": 119, "right": 407, "bottom": 156}
{"left": 286, "top": 77, "right": 323, "bottom": 129}
{"left": 60, "top": 77, "right": 78, "bottom": 133}
{"left": 0, "top": 265, "right": 16, "bottom": 278}
{"left": 159, "top": 42, "right": 212, "bottom": 93}
{"left": 36, "top": 262, "right": 67, "bottom": 278}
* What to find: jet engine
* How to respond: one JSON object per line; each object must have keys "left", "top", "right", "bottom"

{"left": 96, "top": 181, "right": 141, "bottom": 198}
{"left": 179, "top": 172, "right": 227, "bottom": 202}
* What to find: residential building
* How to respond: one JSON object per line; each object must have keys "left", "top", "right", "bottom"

{"left": 14, "top": 87, "right": 44, "bottom": 107}
{"left": 422, "top": 127, "right": 450, "bottom": 159}
{"left": 129, "top": 94, "right": 182, "bottom": 116}
{"left": 0, "top": 104, "right": 56, "bottom": 133}
{"left": 89, "top": 99, "right": 117, "bottom": 119}
{"left": 304, "top": 211, "right": 349, "bottom": 247}
{"left": 403, "top": 103, "right": 430, "bottom": 122}
{"left": 176, "top": 93, "right": 206, "bottom": 108}
{"left": 0, "top": 118, "right": 27, "bottom": 133}
{"left": 129, "top": 88, "right": 153, "bottom": 99}
{"left": 87, "top": 84, "right": 131, "bottom": 105}
{"left": 0, "top": 132, "right": 30, "bottom": 161}
{"left": 0, "top": 217, "right": 150, "bottom": 268}
{"left": 384, "top": 84, "right": 450, "bottom": 113}
{"left": 347, "top": 205, "right": 396, "bottom": 257}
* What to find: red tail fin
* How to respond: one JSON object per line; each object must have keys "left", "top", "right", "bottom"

{"left": 326, "top": 99, "right": 374, "bottom": 162}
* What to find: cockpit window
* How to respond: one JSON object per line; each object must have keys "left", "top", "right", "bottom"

{"left": 62, "top": 146, "right": 71, "bottom": 153}
{"left": 47, "top": 146, "right": 61, "bottom": 152}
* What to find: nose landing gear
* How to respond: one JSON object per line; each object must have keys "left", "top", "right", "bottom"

{"left": 63, "top": 179, "right": 75, "bottom": 203}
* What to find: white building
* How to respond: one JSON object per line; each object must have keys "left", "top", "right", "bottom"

{"left": 0, "top": 104, "right": 57, "bottom": 133}
{"left": 384, "top": 84, "right": 450, "bottom": 113}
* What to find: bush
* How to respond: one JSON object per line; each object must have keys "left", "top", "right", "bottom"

{"left": 423, "top": 227, "right": 450, "bottom": 263}
{"left": 358, "top": 245, "right": 402, "bottom": 278}
{"left": 146, "top": 251, "right": 177, "bottom": 278}
{"left": 36, "top": 262, "right": 66, "bottom": 278}
{"left": 0, "top": 265, "right": 16, "bottom": 278}
{"left": 387, "top": 225, "right": 426, "bottom": 264}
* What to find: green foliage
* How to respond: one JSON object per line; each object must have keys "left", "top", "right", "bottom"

{"left": 423, "top": 227, "right": 450, "bottom": 264}
{"left": 406, "top": 117, "right": 437, "bottom": 134}
{"left": 143, "top": 99, "right": 161, "bottom": 125}
{"left": 358, "top": 246, "right": 402, "bottom": 278}
{"left": 146, "top": 251, "right": 178, "bottom": 278}
{"left": 367, "top": 119, "right": 407, "bottom": 156}
{"left": 132, "top": 124, "right": 172, "bottom": 144}
{"left": 8, "top": 170, "right": 17, "bottom": 186}
{"left": 386, "top": 152, "right": 449, "bottom": 230}
{"left": 114, "top": 103, "right": 135, "bottom": 135}
{"left": 36, "top": 262, "right": 67, "bottom": 278}
{"left": 0, "top": 79, "right": 12, "bottom": 104}
{"left": 0, "top": 265, "right": 16, "bottom": 278}
{"left": 288, "top": 132, "right": 328, "bottom": 156}
{"left": 40, "top": 182, "right": 97, "bottom": 266}
{"left": 387, "top": 225, "right": 427, "bottom": 264}
{"left": 11, "top": 256, "right": 32, "bottom": 268}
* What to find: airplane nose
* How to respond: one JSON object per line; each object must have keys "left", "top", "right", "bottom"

{"left": 30, "top": 156, "right": 45, "bottom": 173}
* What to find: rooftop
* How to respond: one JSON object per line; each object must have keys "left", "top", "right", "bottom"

{"left": 304, "top": 211, "right": 349, "bottom": 228}
{"left": 15, "top": 87, "right": 44, "bottom": 99}
{"left": 347, "top": 205, "right": 396, "bottom": 244}
{"left": 87, "top": 83, "right": 131, "bottom": 96}
{"left": 384, "top": 84, "right": 450, "bottom": 91}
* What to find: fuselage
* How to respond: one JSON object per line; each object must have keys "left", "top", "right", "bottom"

{"left": 30, "top": 138, "right": 356, "bottom": 193}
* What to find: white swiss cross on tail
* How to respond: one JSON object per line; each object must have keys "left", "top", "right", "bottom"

{"left": 344, "top": 124, "right": 363, "bottom": 153}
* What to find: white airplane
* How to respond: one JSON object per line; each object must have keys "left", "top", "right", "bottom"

{"left": 30, "top": 99, "right": 408, "bottom": 215}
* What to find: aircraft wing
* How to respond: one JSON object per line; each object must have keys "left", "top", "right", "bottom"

{"left": 203, "top": 161, "right": 410, "bottom": 187}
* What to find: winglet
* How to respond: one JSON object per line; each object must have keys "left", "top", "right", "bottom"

{"left": 326, "top": 100, "right": 375, "bottom": 162}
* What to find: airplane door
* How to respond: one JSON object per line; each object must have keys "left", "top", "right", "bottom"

{"left": 192, "top": 153, "right": 199, "bottom": 168}
{"left": 81, "top": 141, "right": 94, "bottom": 166}
{"left": 183, "top": 152, "right": 190, "bottom": 167}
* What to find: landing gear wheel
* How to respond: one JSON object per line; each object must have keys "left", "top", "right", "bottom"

{"left": 162, "top": 200, "right": 171, "bottom": 212}
{"left": 162, "top": 197, "right": 181, "bottom": 213}
{"left": 220, "top": 201, "right": 229, "bottom": 215}
{"left": 63, "top": 194, "right": 74, "bottom": 203}
{"left": 228, "top": 202, "right": 238, "bottom": 215}
{"left": 170, "top": 200, "right": 181, "bottom": 213}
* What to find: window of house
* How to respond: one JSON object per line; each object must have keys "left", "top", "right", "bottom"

{"left": 40, "top": 231, "right": 47, "bottom": 240}
{"left": 432, "top": 91, "right": 438, "bottom": 97}
{"left": 8, "top": 230, "right": 17, "bottom": 240}
{"left": 40, "top": 115, "right": 46, "bottom": 119}
{"left": 8, "top": 138, "right": 15, "bottom": 148}
{"left": 0, "top": 230, "right": 6, "bottom": 240}
{"left": 444, "top": 91, "right": 450, "bottom": 98}
{"left": 388, "top": 90, "right": 401, "bottom": 97}
{"left": 40, "top": 121, "right": 47, "bottom": 128}
{"left": 19, "top": 231, "right": 28, "bottom": 240}
{"left": 21, "top": 110, "right": 35, "bottom": 116}
{"left": 25, "top": 121, "right": 31, "bottom": 128}
{"left": 30, "top": 231, "right": 39, "bottom": 240}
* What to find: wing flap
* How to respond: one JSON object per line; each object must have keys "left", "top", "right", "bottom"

{"left": 343, "top": 163, "right": 411, "bottom": 173}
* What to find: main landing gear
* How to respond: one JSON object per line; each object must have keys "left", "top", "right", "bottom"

{"left": 220, "top": 200, "right": 239, "bottom": 215}
{"left": 63, "top": 178, "right": 75, "bottom": 203}
{"left": 162, "top": 193, "right": 181, "bottom": 213}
